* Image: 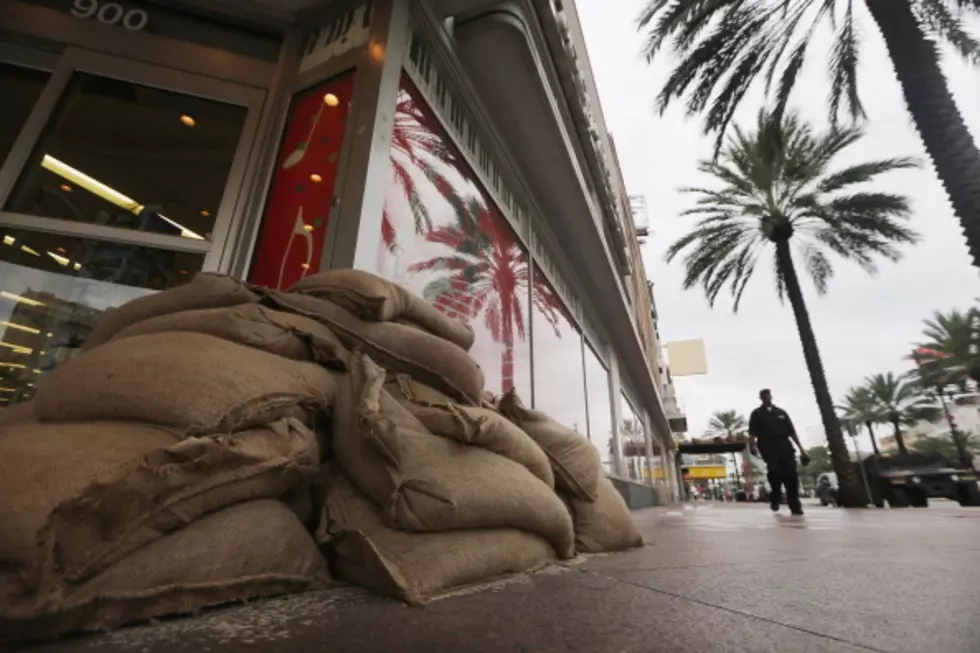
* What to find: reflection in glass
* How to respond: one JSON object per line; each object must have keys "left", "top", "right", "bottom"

{"left": 532, "top": 267, "right": 587, "bottom": 434}
{"left": 0, "top": 62, "right": 50, "bottom": 160}
{"left": 584, "top": 343, "right": 613, "bottom": 474}
{"left": 5, "top": 72, "right": 247, "bottom": 240}
{"left": 377, "top": 75, "right": 538, "bottom": 396}
{"left": 0, "top": 227, "right": 203, "bottom": 406}
{"left": 621, "top": 394, "right": 648, "bottom": 483}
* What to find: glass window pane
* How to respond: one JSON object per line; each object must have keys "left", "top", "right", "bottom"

{"left": 5, "top": 72, "right": 248, "bottom": 242}
{"left": 531, "top": 267, "right": 587, "bottom": 435}
{"left": 621, "top": 394, "right": 646, "bottom": 483}
{"left": 0, "top": 61, "right": 51, "bottom": 161}
{"left": 584, "top": 344, "right": 612, "bottom": 474}
{"left": 0, "top": 226, "right": 203, "bottom": 406}
{"left": 375, "top": 74, "right": 531, "bottom": 397}
{"left": 249, "top": 71, "right": 356, "bottom": 290}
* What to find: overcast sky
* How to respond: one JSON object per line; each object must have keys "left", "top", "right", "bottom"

{"left": 577, "top": 1, "right": 980, "bottom": 448}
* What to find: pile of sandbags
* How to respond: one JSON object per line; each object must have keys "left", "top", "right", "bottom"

{"left": 0, "top": 269, "right": 643, "bottom": 643}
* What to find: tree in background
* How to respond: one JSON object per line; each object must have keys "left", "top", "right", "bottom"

{"left": 666, "top": 110, "right": 919, "bottom": 507}
{"left": 911, "top": 433, "right": 980, "bottom": 464}
{"left": 838, "top": 385, "right": 884, "bottom": 456}
{"left": 866, "top": 372, "right": 942, "bottom": 455}
{"left": 914, "top": 307, "right": 980, "bottom": 389}
{"left": 798, "top": 445, "right": 834, "bottom": 489}
{"left": 637, "top": 0, "right": 980, "bottom": 267}
{"left": 705, "top": 410, "right": 747, "bottom": 439}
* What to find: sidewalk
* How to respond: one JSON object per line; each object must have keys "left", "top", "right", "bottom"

{"left": 29, "top": 502, "right": 980, "bottom": 653}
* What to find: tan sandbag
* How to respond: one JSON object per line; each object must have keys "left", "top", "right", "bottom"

{"left": 0, "top": 400, "right": 37, "bottom": 428}
{"left": 567, "top": 476, "right": 644, "bottom": 552}
{"left": 385, "top": 374, "right": 553, "bottom": 487}
{"left": 498, "top": 390, "right": 600, "bottom": 502}
{"left": 0, "top": 421, "right": 180, "bottom": 597}
{"left": 34, "top": 332, "right": 338, "bottom": 433}
{"left": 290, "top": 269, "right": 475, "bottom": 351}
{"left": 333, "top": 355, "right": 573, "bottom": 557}
{"left": 1, "top": 500, "right": 330, "bottom": 644}
{"left": 319, "top": 467, "right": 554, "bottom": 604}
{"left": 265, "top": 291, "right": 484, "bottom": 404}
{"left": 112, "top": 303, "right": 348, "bottom": 368}
{"left": 83, "top": 273, "right": 259, "bottom": 351}
{"left": 40, "top": 418, "right": 319, "bottom": 591}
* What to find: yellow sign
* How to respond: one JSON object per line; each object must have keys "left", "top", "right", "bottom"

{"left": 684, "top": 465, "right": 727, "bottom": 480}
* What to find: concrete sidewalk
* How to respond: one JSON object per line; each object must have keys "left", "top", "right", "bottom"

{"left": 28, "top": 502, "right": 980, "bottom": 653}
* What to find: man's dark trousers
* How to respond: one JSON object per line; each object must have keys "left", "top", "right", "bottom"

{"left": 762, "top": 440, "right": 801, "bottom": 512}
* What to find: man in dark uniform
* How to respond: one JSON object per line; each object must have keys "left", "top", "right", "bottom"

{"left": 748, "top": 389, "right": 809, "bottom": 516}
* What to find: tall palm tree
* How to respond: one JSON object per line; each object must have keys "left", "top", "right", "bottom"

{"left": 637, "top": 0, "right": 980, "bottom": 266}
{"left": 706, "top": 410, "right": 747, "bottom": 439}
{"left": 666, "top": 110, "right": 919, "bottom": 507}
{"left": 866, "top": 372, "right": 942, "bottom": 455}
{"left": 408, "top": 176, "right": 563, "bottom": 392}
{"left": 838, "top": 385, "right": 883, "bottom": 456}
{"left": 913, "top": 307, "right": 980, "bottom": 388}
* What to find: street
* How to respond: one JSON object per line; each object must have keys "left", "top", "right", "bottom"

{"left": 29, "top": 502, "right": 980, "bottom": 653}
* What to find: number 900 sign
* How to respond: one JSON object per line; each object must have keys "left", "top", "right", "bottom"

{"left": 70, "top": 0, "right": 149, "bottom": 31}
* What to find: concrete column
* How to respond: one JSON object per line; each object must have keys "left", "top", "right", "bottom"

{"left": 607, "top": 351, "right": 625, "bottom": 478}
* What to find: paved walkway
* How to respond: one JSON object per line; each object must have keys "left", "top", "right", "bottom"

{"left": 28, "top": 501, "right": 980, "bottom": 653}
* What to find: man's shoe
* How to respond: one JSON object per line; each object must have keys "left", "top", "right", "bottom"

{"left": 770, "top": 502, "right": 779, "bottom": 512}
{"left": 790, "top": 507, "right": 804, "bottom": 516}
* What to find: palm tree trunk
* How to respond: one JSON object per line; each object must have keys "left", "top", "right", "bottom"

{"left": 865, "top": 422, "right": 881, "bottom": 457}
{"left": 892, "top": 419, "right": 909, "bottom": 455}
{"left": 501, "top": 296, "right": 515, "bottom": 393}
{"left": 865, "top": 0, "right": 980, "bottom": 267}
{"left": 775, "top": 240, "right": 866, "bottom": 507}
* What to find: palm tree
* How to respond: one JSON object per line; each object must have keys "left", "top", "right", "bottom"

{"left": 637, "top": 0, "right": 980, "bottom": 267}
{"left": 706, "top": 410, "right": 747, "bottom": 439}
{"left": 913, "top": 307, "right": 980, "bottom": 388}
{"left": 666, "top": 110, "right": 919, "bottom": 507}
{"left": 866, "top": 372, "right": 942, "bottom": 455}
{"left": 838, "top": 385, "right": 883, "bottom": 456}
{"left": 408, "top": 177, "right": 563, "bottom": 392}
{"left": 911, "top": 432, "right": 980, "bottom": 463}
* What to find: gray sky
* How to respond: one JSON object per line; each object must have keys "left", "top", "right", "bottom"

{"left": 577, "top": 1, "right": 980, "bottom": 448}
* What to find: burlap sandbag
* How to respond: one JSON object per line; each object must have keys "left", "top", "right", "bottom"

{"left": 290, "top": 269, "right": 475, "bottom": 351}
{"left": 112, "top": 303, "right": 348, "bottom": 368}
{"left": 0, "top": 421, "right": 180, "bottom": 601}
{"left": 1, "top": 500, "right": 330, "bottom": 643}
{"left": 35, "top": 332, "right": 338, "bottom": 433}
{"left": 385, "top": 374, "right": 553, "bottom": 487}
{"left": 498, "top": 390, "right": 600, "bottom": 502}
{"left": 333, "top": 355, "right": 573, "bottom": 557}
{"left": 567, "top": 476, "right": 644, "bottom": 553}
{"left": 318, "top": 467, "right": 555, "bottom": 604}
{"left": 265, "top": 291, "right": 484, "bottom": 404}
{"left": 83, "top": 273, "right": 259, "bottom": 351}
{"left": 0, "top": 400, "right": 36, "bottom": 428}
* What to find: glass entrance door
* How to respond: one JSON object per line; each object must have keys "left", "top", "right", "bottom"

{"left": 0, "top": 47, "right": 264, "bottom": 407}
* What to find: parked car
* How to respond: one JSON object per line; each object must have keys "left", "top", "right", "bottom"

{"left": 817, "top": 472, "right": 839, "bottom": 506}
{"left": 859, "top": 453, "right": 980, "bottom": 508}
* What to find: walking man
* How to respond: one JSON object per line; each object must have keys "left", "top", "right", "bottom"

{"left": 748, "top": 389, "right": 809, "bottom": 516}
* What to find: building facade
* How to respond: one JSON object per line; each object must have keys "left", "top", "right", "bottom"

{"left": 0, "top": 0, "right": 680, "bottom": 502}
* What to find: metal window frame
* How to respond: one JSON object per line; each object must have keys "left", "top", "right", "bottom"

{"left": 0, "top": 46, "right": 267, "bottom": 270}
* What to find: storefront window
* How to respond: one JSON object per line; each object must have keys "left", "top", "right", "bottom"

{"left": 0, "top": 61, "right": 50, "bottom": 161}
{"left": 5, "top": 72, "right": 247, "bottom": 241}
{"left": 621, "top": 394, "right": 647, "bottom": 483}
{"left": 0, "top": 226, "right": 202, "bottom": 406}
{"left": 531, "top": 267, "right": 587, "bottom": 434}
{"left": 249, "top": 72, "right": 355, "bottom": 290}
{"left": 584, "top": 342, "right": 613, "bottom": 473}
{"left": 377, "top": 75, "right": 531, "bottom": 397}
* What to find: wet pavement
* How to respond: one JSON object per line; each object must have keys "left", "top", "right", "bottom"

{"left": 27, "top": 502, "right": 980, "bottom": 653}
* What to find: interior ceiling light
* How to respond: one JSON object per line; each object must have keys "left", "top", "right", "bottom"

{"left": 59, "top": 184, "right": 72, "bottom": 192}
{"left": 41, "top": 155, "right": 205, "bottom": 240}
{"left": 20, "top": 245, "right": 40, "bottom": 257}
{"left": 0, "top": 387, "right": 16, "bottom": 393}
{"left": 323, "top": 93, "right": 339, "bottom": 107}
{"left": 2, "top": 236, "right": 14, "bottom": 246}
{"left": 0, "top": 341, "right": 32, "bottom": 355}
{"left": 73, "top": 262, "right": 82, "bottom": 271}
{"left": 200, "top": 210, "right": 210, "bottom": 217}
{"left": 0, "top": 291, "right": 45, "bottom": 307}
{"left": 0, "top": 363, "right": 27, "bottom": 369}
{"left": 309, "top": 173, "right": 323, "bottom": 183}
{"left": 47, "top": 251, "right": 70, "bottom": 266}
{"left": 32, "top": 368, "right": 42, "bottom": 374}
{"left": 0, "top": 321, "right": 40, "bottom": 335}
{"left": 179, "top": 114, "right": 196, "bottom": 127}
{"left": 303, "top": 224, "right": 314, "bottom": 232}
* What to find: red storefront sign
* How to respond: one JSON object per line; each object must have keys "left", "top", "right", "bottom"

{"left": 248, "top": 72, "right": 355, "bottom": 289}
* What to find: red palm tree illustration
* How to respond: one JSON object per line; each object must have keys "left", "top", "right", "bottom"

{"left": 383, "top": 87, "right": 461, "bottom": 252}
{"left": 408, "top": 175, "right": 564, "bottom": 391}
